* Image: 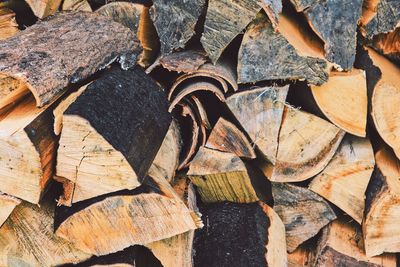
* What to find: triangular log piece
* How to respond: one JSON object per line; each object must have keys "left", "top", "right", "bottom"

{"left": 0, "top": 193, "right": 20, "bottom": 227}
{"left": 287, "top": 246, "right": 315, "bottom": 267}
{"left": 370, "top": 28, "right": 400, "bottom": 64}
{"left": 194, "top": 201, "right": 287, "bottom": 267}
{"left": 0, "top": 199, "right": 91, "bottom": 266}
{"left": 0, "top": 7, "right": 18, "bottom": 40}
{"left": 55, "top": 67, "right": 171, "bottom": 205}
{"left": 272, "top": 183, "right": 336, "bottom": 252}
{"left": 150, "top": 0, "right": 206, "bottom": 55}
{"left": 363, "top": 0, "right": 400, "bottom": 38}
{"left": 238, "top": 12, "right": 328, "bottom": 85}
{"left": 226, "top": 85, "right": 289, "bottom": 164}
{"left": 269, "top": 106, "right": 345, "bottom": 182}
{"left": 314, "top": 219, "right": 396, "bottom": 266}
{"left": 310, "top": 69, "right": 368, "bottom": 137}
{"left": 62, "top": 0, "right": 92, "bottom": 11}
{"left": 309, "top": 135, "right": 375, "bottom": 224}
{"left": 188, "top": 147, "right": 268, "bottom": 203}
{"left": 0, "top": 12, "right": 141, "bottom": 107}
{"left": 363, "top": 146, "right": 400, "bottom": 257}
{"left": 0, "top": 95, "right": 57, "bottom": 204}
{"left": 369, "top": 48, "right": 400, "bottom": 159}
{"left": 205, "top": 117, "right": 256, "bottom": 159}
{"left": 303, "top": 0, "right": 363, "bottom": 70}
{"left": 25, "top": 0, "right": 62, "bottom": 18}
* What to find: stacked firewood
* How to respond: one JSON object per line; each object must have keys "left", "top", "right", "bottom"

{"left": 0, "top": 0, "right": 399, "bottom": 266}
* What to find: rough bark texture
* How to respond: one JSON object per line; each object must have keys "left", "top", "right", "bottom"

{"left": 0, "top": 11, "right": 140, "bottom": 107}
{"left": 158, "top": 50, "right": 208, "bottom": 73}
{"left": 238, "top": 13, "right": 328, "bottom": 85}
{"left": 364, "top": 0, "right": 400, "bottom": 37}
{"left": 289, "top": 0, "right": 319, "bottom": 11}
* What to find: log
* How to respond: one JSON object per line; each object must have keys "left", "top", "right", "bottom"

{"left": 272, "top": 183, "right": 336, "bottom": 252}
{"left": 363, "top": 0, "right": 400, "bottom": 38}
{"left": 267, "top": 106, "right": 345, "bottom": 182}
{"left": 205, "top": 117, "right": 256, "bottom": 159}
{"left": 194, "top": 202, "right": 287, "bottom": 267}
{"left": 309, "top": 135, "right": 375, "bottom": 224}
{"left": 314, "top": 219, "right": 396, "bottom": 266}
{"left": 363, "top": 146, "right": 400, "bottom": 257}
{"left": 150, "top": 0, "right": 206, "bottom": 55}
{"left": 0, "top": 95, "right": 57, "bottom": 204}
{"left": 238, "top": 12, "right": 328, "bottom": 85}
{"left": 187, "top": 147, "right": 268, "bottom": 203}
{"left": 226, "top": 85, "right": 289, "bottom": 164}
{"left": 370, "top": 28, "right": 400, "bottom": 63}
{"left": 0, "top": 11, "right": 140, "bottom": 107}
{"left": 55, "top": 67, "right": 171, "bottom": 205}
{"left": 62, "top": 0, "right": 92, "bottom": 11}
{"left": 25, "top": 0, "right": 62, "bottom": 18}
{"left": 0, "top": 7, "right": 18, "bottom": 40}
{"left": 0, "top": 193, "right": 20, "bottom": 227}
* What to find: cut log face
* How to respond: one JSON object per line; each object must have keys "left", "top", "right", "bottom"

{"left": 0, "top": 200, "right": 91, "bottom": 266}
{"left": 62, "top": 0, "right": 92, "bottom": 11}
{"left": 0, "top": 12, "right": 141, "bottom": 107}
{"left": 364, "top": 0, "right": 400, "bottom": 38}
{"left": 369, "top": 48, "right": 400, "bottom": 159}
{"left": 0, "top": 95, "right": 57, "bottom": 204}
{"left": 238, "top": 13, "right": 328, "bottom": 85}
{"left": 0, "top": 7, "right": 18, "bottom": 40}
{"left": 25, "top": 0, "right": 62, "bottom": 18}
{"left": 0, "top": 193, "right": 20, "bottom": 227}
{"left": 303, "top": 0, "right": 363, "bottom": 70}
{"left": 363, "top": 146, "right": 400, "bottom": 257}
{"left": 270, "top": 106, "right": 345, "bottom": 182}
{"left": 272, "top": 183, "right": 336, "bottom": 252}
{"left": 150, "top": 0, "right": 206, "bottom": 55}
{"left": 194, "top": 202, "right": 287, "bottom": 267}
{"left": 201, "top": 0, "right": 262, "bottom": 63}
{"left": 309, "top": 135, "right": 375, "bottom": 224}
{"left": 56, "top": 67, "right": 171, "bottom": 205}
{"left": 315, "top": 219, "right": 396, "bottom": 266}
{"left": 226, "top": 85, "right": 289, "bottom": 164}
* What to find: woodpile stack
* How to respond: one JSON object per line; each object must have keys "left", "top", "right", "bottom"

{"left": 0, "top": 0, "right": 399, "bottom": 266}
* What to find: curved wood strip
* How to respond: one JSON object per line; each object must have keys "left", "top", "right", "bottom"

{"left": 190, "top": 95, "right": 211, "bottom": 130}
{"left": 198, "top": 63, "right": 238, "bottom": 91}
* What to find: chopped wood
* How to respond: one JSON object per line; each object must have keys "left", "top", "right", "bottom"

{"left": 268, "top": 106, "right": 345, "bottom": 182}
{"left": 360, "top": 0, "right": 381, "bottom": 26}
{"left": 0, "top": 193, "right": 20, "bottom": 227}
{"left": 62, "top": 0, "right": 92, "bottom": 11}
{"left": 288, "top": 246, "right": 315, "bottom": 267}
{"left": 310, "top": 69, "right": 368, "bottom": 137}
{"left": 150, "top": 0, "right": 206, "bottom": 55}
{"left": 194, "top": 202, "right": 287, "bottom": 267}
{"left": 158, "top": 50, "right": 208, "bottom": 73}
{"left": 226, "top": 85, "right": 289, "bottom": 164}
{"left": 272, "top": 183, "right": 337, "bottom": 252}
{"left": 25, "top": 0, "right": 62, "bottom": 18}
{"left": 289, "top": 0, "right": 318, "bottom": 12}
{"left": 370, "top": 28, "right": 400, "bottom": 63}
{"left": 363, "top": 146, "right": 400, "bottom": 257}
{"left": 0, "top": 7, "right": 18, "bottom": 40}
{"left": 55, "top": 67, "right": 171, "bottom": 205}
{"left": 238, "top": 13, "right": 328, "bottom": 85}
{"left": 363, "top": 0, "right": 400, "bottom": 38}
{"left": 315, "top": 219, "right": 396, "bottom": 266}
{"left": 205, "top": 117, "right": 256, "bottom": 159}
{"left": 0, "top": 11, "right": 140, "bottom": 107}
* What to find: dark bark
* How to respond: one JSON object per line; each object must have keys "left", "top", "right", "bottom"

{"left": 289, "top": 0, "right": 318, "bottom": 11}
{"left": 365, "top": 0, "right": 400, "bottom": 38}
{"left": 159, "top": 50, "right": 208, "bottom": 73}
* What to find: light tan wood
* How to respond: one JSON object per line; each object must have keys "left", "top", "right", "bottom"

{"left": 0, "top": 7, "right": 18, "bottom": 40}
{"left": 0, "top": 75, "right": 29, "bottom": 111}
{"left": 369, "top": 47, "right": 400, "bottom": 159}
{"left": 309, "top": 135, "right": 375, "bottom": 224}
{"left": 0, "top": 193, "right": 20, "bottom": 227}
{"left": 62, "top": 0, "right": 92, "bottom": 11}
{"left": 269, "top": 106, "right": 345, "bottom": 182}
{"left": 311, "top": 69, "right": 368, "bottom": 137}
{"left": 226, "top": 85, "right": 289, "bottom": 164}
{"left": 25, "top": 0, "right": 62, "bottom": 18}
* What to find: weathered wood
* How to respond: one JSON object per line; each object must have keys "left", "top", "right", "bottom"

{"left": 289, "top": 0, "right": 318, "bottom": 12}
{"left": 311, "top": 69, "right": 368, "bottom": 137}
{"left": 303, "top": 0, "right": 363, "bottom": 70}
{"left": 272, "top": 183, "right": 336, "bottom": 252}
{"left": 55, "top": 67, "right": 171, "bottom": 205}
{"left": 62, "top": 0, "right": 92, "bottom": 11}
{"left": 315, "top": 219, "right": 396, "bottom": 266}
{"left": 309, "top": 135, "right": 374, "bottom": 224}
{"left": 0, "top": 12, "right": 140, "bottom": 107}
{"left": 363, "top": 0, "right": 400, "bottom": 38}
{"left": 0, "top": 7, "right": 18, "bottom": 40}
{"left": 0, "top": 193, "right": 20, "bottom": 227}
{"left": 25, "top": 0, "right": 62, "bottom": 18}
{"left": 238, "top": 13, "right": 328, "bottom": 85}
{"left": 360, "top": 0, "right": 380, "bottom": 26}
{"left": 194, "top": 202, "right": 287, "bottom": 267}
{"left": 206, "top": 117, "right": 256, "bottom": 159}
{"left": 363, "top": 146, "right": 400, "bottom": 257}
{"left": 370, "top": 28, "right": 400, "bottom": 63}
{"left": 226, "top": 85, "right": 289, "bottom": 164}
{"left": 267, "top": 106, "right": 345, "bottom": 182}
{"left": 150, "top": 0, "right": 206, "bottom": 55}
{"left": 158, "top": 50, "right": 208, "bottom": 73}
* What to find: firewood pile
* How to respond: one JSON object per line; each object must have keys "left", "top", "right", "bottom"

{"left": 0, "top": 0, "right": 399, "bottom": 266}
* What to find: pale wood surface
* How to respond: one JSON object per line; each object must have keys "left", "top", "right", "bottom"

{"left": 0, "top": 193, "right": 20, "bottom": 227}
{"left": 0, "top": 8, "right": 18, "bottom": 40}
{"left": 25, "top": 0, "right": 62, "bottom": 18}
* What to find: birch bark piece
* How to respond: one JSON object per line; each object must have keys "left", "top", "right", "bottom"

{"left": 0, "top": 11, "right": 141, "bottom": 108}
{"left": 0, "top": 193, "right": 20, "bottom": 227}
{"left": 25, "top": 0, "right": 62, "bottom": 18}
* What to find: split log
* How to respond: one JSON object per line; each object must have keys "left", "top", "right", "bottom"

{"left": 0, "top": 7, "right": 18, "bottom": 40}
{"left": 272, "top": 183, "right": 336, "bottom": 252}
{"left": 187, "top": 147, "right": 268, "bottom": 203}
{"left": 303, "top": 0, "right": 363, "bottom": 70}
{"left": 267, "top": 106, "right": 345, "bottom": 182}
{"left": 309, "top": 135, "right": 375, "bottom": 224}
{"left": 0, "top": 95, "right": 57, "bottom": 204}
{"left": 0, "top": 199, "right": 91, "bottom": 266}
{"left": 0, "top": 193, "right": 20, "bottom": 227}
{"left": 363, "top": 146, "right": 400, "bottom": 257}
{"left": 158, "top": 50, "right": 208, "bottom": 73}
{"left": 62, "top": 0, "right": 92, "bottom": 11}
{"left": 205, "top": 117, "right": 256, "bottom": 159}
{"left": 150, "top": 0, "right": 206, "bottom": 55}
{"left": 25, "top": 0, "right": 62, "bottom": 18}
{"left": 370, "top": 28, "right": 400, "bottom": 63}
{"left": 55, "top": 67, "right": 171, "bottom": 205}
{"left": 314, "top": 219, "right": 396, "bottom": 266}
{"left": 288, "top": 246, "right": 315, "bottom": 267}
{"left": 226, "top": 85, "right": 289, "bottom": 164}
{"left": 363, "top": 0, "right": 400, "bottom": 38}
{"left": 238, "top": 12, "right": 328, "bottom": 85}
{"left": 0, "top": 11, "right": 140, "bottom": 107}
